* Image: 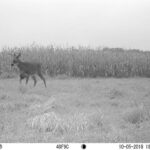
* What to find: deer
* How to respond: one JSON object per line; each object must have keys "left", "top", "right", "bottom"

{"left": 11, "top": 53, "right": 47, "bottom": 87}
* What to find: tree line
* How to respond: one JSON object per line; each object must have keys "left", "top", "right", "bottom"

{"left": 0, "top": 45, "right": 150, "bottom": 78}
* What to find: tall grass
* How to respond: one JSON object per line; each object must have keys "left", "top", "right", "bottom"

{"left": 1, "top": 45, "right": 150, "bottom": 78}
{"left": 27, "top": 111, "right": 104, "bottom": 135}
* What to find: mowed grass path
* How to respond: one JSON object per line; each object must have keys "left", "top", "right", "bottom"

{"left": 0, "top": 77, "right": 150, "bottom": 142}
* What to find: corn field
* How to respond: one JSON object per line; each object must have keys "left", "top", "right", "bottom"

{"left": 0, "top": 45, "right": 150, "bottom": 78}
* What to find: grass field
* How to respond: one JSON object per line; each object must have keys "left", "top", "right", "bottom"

{"left": 0, "top": 77, "right": 150, "bottom": 143}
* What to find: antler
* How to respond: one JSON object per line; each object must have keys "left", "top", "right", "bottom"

{"left": 12, "top": 52, "right": 21, "bottom": 58}
{"left": 17, "top": 53, "right": 21, "bottom": 58}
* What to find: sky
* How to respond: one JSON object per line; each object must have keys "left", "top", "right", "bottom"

{"left": 0, "top": 0, "right": 150, "bottom": 50}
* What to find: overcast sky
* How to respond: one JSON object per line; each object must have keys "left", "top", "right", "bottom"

{"left": 0, "top": 0, "right": 150, "bottom": 50}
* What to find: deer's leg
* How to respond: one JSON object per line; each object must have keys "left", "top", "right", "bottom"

{"left": 38, "top": 72, "right": 47, "bottom": 88}
{"left": 19, "top": 74, "right": 24, "bottom": 84}
{"left": 26, "top": 75, "right": 30, "bottom": 84}
{"left": 32, "top": 75, "right": 37, "bottom": 87}
{"left": 19, "top": 76, "right": 22, "bottom": 84}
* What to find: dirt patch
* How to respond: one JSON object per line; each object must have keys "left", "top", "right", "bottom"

{"left": 107, "top": 89, "right": 125, "bottom": 99}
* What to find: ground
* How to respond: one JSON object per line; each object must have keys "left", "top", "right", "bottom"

{"left": 0, "top": 77, "right": 150, "bottom": 143}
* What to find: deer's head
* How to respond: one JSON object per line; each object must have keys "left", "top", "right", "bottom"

{"left": 11, "top": 53, "right": 21, "bottom": 67}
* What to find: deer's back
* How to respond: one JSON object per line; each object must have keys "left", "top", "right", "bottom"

{"left": 18, "top": 62, "right": 41, "bottom": 74}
